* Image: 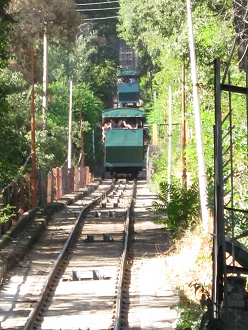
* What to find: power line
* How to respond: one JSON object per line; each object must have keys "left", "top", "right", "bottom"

{"left": 76, "top": 7, "right": 119, "bottom": 12}
{"left": 83, "top": 15, "right": 119, "bottom": 20}
{"left": 75, "top": 1, "right": 120, "bottom": 19}
{"left": 76, "top": 0, "right": 119, "bottom": 6}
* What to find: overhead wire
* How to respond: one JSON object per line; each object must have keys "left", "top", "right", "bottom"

{"left": 76, "top": 7, "right": 119, "bottom": 12}
{"left": 3, "top": 154, "right": 32, "bottom": 190}
{"left": 83, "top": 15, "right": 119, "bottom": 20}
{"left": 76, "top": 0, "right": 119, "bottom": 6}
{"left": 76, "top": 0, "right": 119, "bottom": 17}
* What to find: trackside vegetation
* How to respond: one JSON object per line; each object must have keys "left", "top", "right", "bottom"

{"left": 152, "top": 181, "right": 200, "bottom": 238}
{"left": 1, "top": 1, "right": 248, "bottom": 328}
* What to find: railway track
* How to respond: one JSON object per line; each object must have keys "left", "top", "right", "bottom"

{"left": 0, "top": 179, "right": 136, "bottom": 329}
{"left": 0, "top": 178, "right": 179, "bottom": 330}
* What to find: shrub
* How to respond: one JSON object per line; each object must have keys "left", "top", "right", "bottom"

{"left": 152, "top": 180, "right": 200, "bottom": 237}
{"left": 0, "top": 196, "right": 14, "bottom": 225}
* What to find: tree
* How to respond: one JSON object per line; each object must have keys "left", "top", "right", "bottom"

{"left": 0, "top": 0, "right": 13, "bottom": 109}
{"left": 0, "top": 1, "right": 28, "bottom": 186}
{"left": 0, "top": 0, "right": 12, "bottom": 67}
{"left": 8, "top": 0, "right": 81, "bottom": 81}
{"left": 118, "top": 0, "right": 235, "bottom": 175}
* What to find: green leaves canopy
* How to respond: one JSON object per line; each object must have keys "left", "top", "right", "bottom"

{"left": 8, "top": 0, "right": 81, "bottom": 80}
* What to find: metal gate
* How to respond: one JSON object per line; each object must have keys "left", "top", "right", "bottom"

{"left": 213, "top": 57, "right": 248, "bottom": 329}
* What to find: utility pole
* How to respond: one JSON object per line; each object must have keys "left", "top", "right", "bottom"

{"left": 182, "top": 64, "right": 187, "bottom": 189}
{"left": 78, "top": 88, "right": 85, "bottom": 167}
{"left": 186, "top": 0, "right": 209, "bottom": 232}
{"left": 42, "top": 23, "right": 48, "bottom": 130}
{"left": 68, "top": 80, "right": 73, "bottom": 169}
{"left": 92, "top": 129, "right": 95, "bottom": 161}
{"left": 167, "top": 86, "right": 172, "bottom": 195}
{"left": 31, "top": 45, "right": 37, "bottom": 208}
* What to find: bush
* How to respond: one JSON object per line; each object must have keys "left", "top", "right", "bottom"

{"left": 152, "top": 180, "right": 200, "bottom": 237}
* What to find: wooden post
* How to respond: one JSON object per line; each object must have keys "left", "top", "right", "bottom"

{"left": 20, "top": 179, "right": 24, "bottom": 209}
{"left": 68, "top": 80, "right": 73, "bottom": 169}
{"left": 31, "top": 45, "right": 37, "bottom": 208}
{"left": 79, "top": 89, "right": 85, "bottom": 167}
{"left": 85, "top": 166, "right": 90, "bottom": 185}
{"left": 81, "top": 166, "right": 86, "bottom": 187}
{"left": 42, "top": 23, "right": 48, "bottom": 129}
{"left": 182, "top": 63, "right": 187, "bottom": 189}
{"left": 47, "top": 171, "right": 52, "bottom": 203}
{"left": 168, "top": 86, "right": 172, "bottom": 196}
{"left": 25, "top": 173, "right": 31, "bottom": 210}
{"left": 186, "top": 0, "right": 209, "bottom": 232}
{"left": 13, "top": 181, "right": 18, "bottom": 212}
{"left": 152, "top": 124, "right": 158, "bottom": 145}
{"left": 54, "top": 167, "right": 60, "bottom": 200}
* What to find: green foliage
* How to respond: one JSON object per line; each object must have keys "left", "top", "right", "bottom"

{"left": 0, "top": 1, "right": 119, "bottom": 185}
{"left": 0, "top": 197, "right": 14, "bottom": 225}
{"left": 8, "top": 0, "right": 81, "bottom": 81}
{"left": 0, "top": 0, "right": 13, "bottom": 68}
{"left": 118, "top": 0, "right": 236, "bottom": 189}
{"left": 49, "top": 34, "right": 99, "bottom": 83}
{"left": 34, "top": 129, "right": 67, "bottom": 171}
{"left": 48, "top": 35, "right": 116, "bottom": 108}
{"left": 175, "top": 284, "right": 221, "bottom": 330}
{"left": 31, "top": 80, "right": 104, "bottom": 171}
{"left": 175, "top": 295, "right": 202, "bottom": 330}
{"left": 118, "top": 0, "right": 186, "bottom": 56}
{"left": 0, "top": 111, "right": 29, "bottom": 186}
{"left": 0, "top": 3, "right": 31, "bottom": 187}
{"left": 0, "top": 1, "right": 13, "bottom": 120}
{"left": 87, "top": 60, "right": 116, "bottom": 108}
{"left": 152, "top": 180, "right": 200, "bottom": 237}
{"left": 76, "top": 0, "right": 119, "bottom": 65}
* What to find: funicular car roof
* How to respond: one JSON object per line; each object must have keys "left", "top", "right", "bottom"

{"left": 102, "top": 108, "right": 145, "bottom": 119}
{"left": 116, "top": 68, "right": 140, "bottom": 77}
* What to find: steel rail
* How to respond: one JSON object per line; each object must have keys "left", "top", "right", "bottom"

{"left": 114, "top": 180, "right": 136, "bottom": 330}
{"left": 23, "top": 185, "right": 113, "bottom": 330}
